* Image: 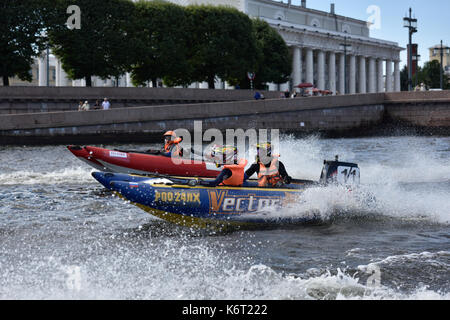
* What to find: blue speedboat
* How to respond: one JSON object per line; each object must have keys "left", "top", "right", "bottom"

{"left": 91, "top": 158, "right": 360, "bottom": 230}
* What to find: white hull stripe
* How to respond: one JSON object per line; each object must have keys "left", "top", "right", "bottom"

{"left": 96, "top": 160, "right": 155, "bottom": 174}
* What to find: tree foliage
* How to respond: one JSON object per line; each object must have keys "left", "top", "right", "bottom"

{"left": 48, "top": 0, "right": 136, "bottom": 86}
{"left": 400, "top": 60, "right": 449, "bottom": 91}
{"left": 420, "top": 60, "right": 450, "bottom": 89}
{"left": 0, "top": 0, "right": 52, "bottom": 86}
{"left": 130, "top": 0, "right": 190, "bottom": 87}
{"left": 1, "top": 1, "right": 292, "bottom": 89}
{"left": 185, "top": 5, "right": 258, "bottom": 89}
{"left": 234, "top": 19, "right": 291, "bottom": 90}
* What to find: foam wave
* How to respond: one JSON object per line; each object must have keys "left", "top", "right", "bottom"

{"left": 239, "top": 184, "right": 376, "bottom": 224}
{"left": 368, "top": 183, "right": 450, "bottom": 224}
{"left": 0, "top": 167, "right": 95, "bottom": 186}
{"left": 365, "top": 251, "right": 450, "bottom": 267}
{"left": 278, "top": 135, "right": 450, "bottom": 184}
{"left": 274, "top": 135, "right": 450, "bottom": 225}
{"left": 1, "top": 255, "right": 448, "bottom": 300}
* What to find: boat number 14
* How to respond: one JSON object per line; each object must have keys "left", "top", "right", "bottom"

{"left": 337, "top": 166, "right": 360, "bottom": 185}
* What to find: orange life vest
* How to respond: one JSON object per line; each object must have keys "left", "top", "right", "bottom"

{"left": 220, "top": 159, "right": 248, "bottom": 187}
{"left": 258, "top": 157, "right": 283, "bottom": 187}
{"left": 164, "top": 137, "right": 182, "bottom": 156}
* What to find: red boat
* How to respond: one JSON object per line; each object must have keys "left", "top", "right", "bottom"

{"left": 67, "top": 145, "right": 222, "bottom": 178}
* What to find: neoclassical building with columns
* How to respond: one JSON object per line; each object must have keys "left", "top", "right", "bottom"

{"left": 244, "top": 0, "right": 403, "bottom": 93}
{"left": 28, "top": 0, "right": 402, "bottom": 93}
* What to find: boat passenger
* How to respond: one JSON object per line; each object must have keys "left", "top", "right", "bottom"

{"left": 161, "top": 131, "right": 183, "bottom": 157}
{"left": 198, "top": 145, "right": 248, "bottom": 187}
{"left": 244, "top": 143, "right": 292, "bottom": 187}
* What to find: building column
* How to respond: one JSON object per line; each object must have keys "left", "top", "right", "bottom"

{"left": 338, "top": 53, "right": 345, "bottom": 94}
{"left": 394, "top": 61, "right": 401, "bottom": 92}
{"left": 359, "top": 56, "right": 367, "bottom": 94}
{"left": 377, "top": 59, "right": 384, "bottom": 92}
{"left": 126, "top": 73, "right": 133, "bottom": 87}
{"left": 38, "top": 51, "right": 48, "bottom": 86}
{"left": 91, "top": 76, "right": 99, "bottom": 87}
{"left": 317, "top": 50, "right": 325, "bottom": 90}
{"left": 386, "top": 60, "right": 393, "bottom": 92}
{"left": 120, "top": 74, "right": 128, "bottom": 87}
{"left": 328, "top": 51, "right": 336, "bottom": 94}
{"left": 349, "top": 55, "right": 356, "bottom": 94}
{"left": 306, "top": 48, "right": 314, "bottom": 85}
{"left": 368, "top": 57, "right": 376, "bottom": 93}
{"left": 73, "top": 79, "right": 86, "bottom": 87}
{"left": 279, "top": 82, "right": 290, "bottom": 93}
{"left": 55, "top": 58, "right": 69, "bottom": 87}
{"left": 104, "top": 79, "right": 113, "bottom": 87}
{"left": 215, "top": 78, "right": 225, "bottom": 90}
{"left": 292, "top": 46, "right": 302, "bottom": 90}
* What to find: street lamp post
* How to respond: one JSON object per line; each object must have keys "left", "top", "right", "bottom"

{"left": 339, "top": 37, "right": 352, "bottom": 94}
{"left": 440, "top": 40, "right": 444, "bottom": 90}
{"left": 403, "top": 8, "right": 417, "bottom": 92}
{"left": 413, "top": 53, "right": 420, "bottom": 88}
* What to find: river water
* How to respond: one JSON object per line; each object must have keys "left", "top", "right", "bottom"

{"left": 0, "top": 136, "right": 449, "bottom": 300}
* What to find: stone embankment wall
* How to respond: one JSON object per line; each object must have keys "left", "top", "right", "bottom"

{"left": 0, "top": 89, "right": 448, "bottom": 144}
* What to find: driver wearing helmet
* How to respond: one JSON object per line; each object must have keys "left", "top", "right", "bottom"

{"left": 161, "top": 131, "right": 183, "bottom": 157}
{"left": 244, "top": 142, "right": 292, "bottom": 187}
{"left": 198, "top": 145, "right": 248, "bottom": 187}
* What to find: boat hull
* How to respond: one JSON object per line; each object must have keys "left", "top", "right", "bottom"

{"left": 92, "top": 172, "right": 319, "bottom": 230}
{"left": 67, "top": 145, "right": 107, "bottom": 171}
{"left": 68, "top": 145, "right": 222, "bottom": 177}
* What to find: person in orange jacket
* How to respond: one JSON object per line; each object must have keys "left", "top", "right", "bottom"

{"left": 244, "top": 142, "right": 292, "bottom": 187}
{"left": 161, "top": 131, "right": 183, "bottom": 157}
{"left": 198, "top": 145, "right": 248, "bottom": 187}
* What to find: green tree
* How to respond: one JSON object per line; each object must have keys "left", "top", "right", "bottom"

{"left": 232, "top": 19, "right": 291, "bottom": 90}
{"left": 185, "top": 5, "right": 258, "bottom": 89}
{"left": 412, "top": 65, "right": 424, "bottom": 89}
{"left": 130, "top": 0, "right": 190, "bottom": 87}
{"left": 401, "top": 60, "right": 450, "bottom": 91}
{"left": 0, "top": 0, "right": 52, "bottom": 86}
{"left": 420, "top": 60, "right": 450, "bottom": 89}
{"left": 400, "top": 65, "right": 409, "bottom": 91}
{"left": 48, "top": 0, "right": 136, "bottom": 86}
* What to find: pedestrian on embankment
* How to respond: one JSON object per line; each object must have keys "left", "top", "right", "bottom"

{"left": 102, "top": 98, "right": 110, "bottom": 110}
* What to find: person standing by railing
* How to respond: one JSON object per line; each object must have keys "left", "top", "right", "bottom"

{"left": 102, "top": 98, "right": 110, "bottom": 110}
{"left": 81, "top": 101, "right": 90, "bottom": 111}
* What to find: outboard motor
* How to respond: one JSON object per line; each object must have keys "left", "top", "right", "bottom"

{"left": 319, "top": 155, "right": 360, "bottom": 186}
